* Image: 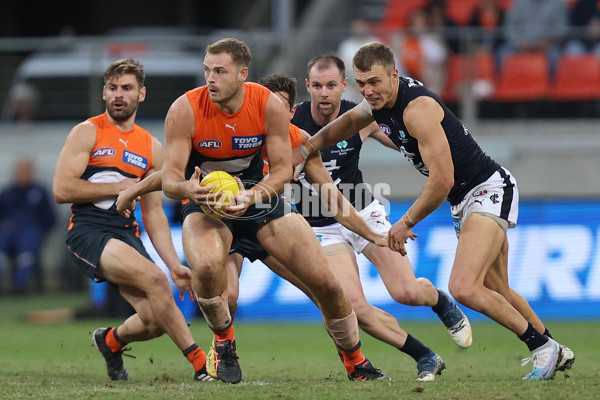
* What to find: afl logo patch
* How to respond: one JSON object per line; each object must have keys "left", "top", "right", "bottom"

{"left": 92, "top": 147, "right": 116, "bottom": 158}
{"left": 198, "top": 139, "right": 222, "bottom": 150}
{"left": 379, "top": 124, "right": 391, "bottom": 136}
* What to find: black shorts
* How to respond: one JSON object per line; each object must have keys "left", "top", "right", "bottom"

{"left": 66, "top": 223, "right": 152, "bottom": 282}
{"left": 233, "top": 237, "right": 269, "bottom": 262}
{"left": 181, "top": 195, "right": 295, "bottom": 262}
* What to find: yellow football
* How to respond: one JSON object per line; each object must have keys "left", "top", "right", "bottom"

{"left": 199, "top": 171, "right": 240, "bottom": 218}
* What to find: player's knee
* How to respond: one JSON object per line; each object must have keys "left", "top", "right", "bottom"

{"left": 390, "top": 287, "right": 421, "bottom": 306}
{"left": 141, "top": 268, "right": 171, "bottom": 295}
{"left": 448, "top": 279, "right": 475, "bottom": 307}
{"left": 190, "top": 261, "right": 222, "bottom": 283}
{"left": 312, "top": 279, "right": 345, "bottom": 301}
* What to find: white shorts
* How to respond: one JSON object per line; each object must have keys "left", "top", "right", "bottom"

{"left": 451, "top": 167, "right": 519, "bottom": 237}
{"left": 312, "top": 200, "right": 391, "bottom": 254}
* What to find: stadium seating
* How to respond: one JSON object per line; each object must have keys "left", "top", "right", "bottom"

{"left": 443, "top": 52, "right": 495, "bottom": 102}
{"left": 445, "top": 0, "right": 480, "bottom": 26}
{"left": 549, "top": 55, "right": 600, "bottom": 101}
{"left": 493, "top": 53, "right": 550, "bottom": 101}
{"left": 375, "top": 0, "right": 428, "bottom": 30}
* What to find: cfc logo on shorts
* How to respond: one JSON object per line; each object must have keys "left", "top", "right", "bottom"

{"left": 232, "top": 135, "right": 263, "bottom": 150}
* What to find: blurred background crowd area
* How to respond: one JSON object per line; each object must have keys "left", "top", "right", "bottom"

{"left": 1, "top": 0, "right": 600, "bottom": 123}
{"left": 2, "top": 0, "right": 600, "bottom": 299}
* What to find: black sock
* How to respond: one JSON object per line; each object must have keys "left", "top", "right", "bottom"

{"left": 518, "top": 322, "right": 549, "bottom": 352}
{"left": 543, "top": 328, "right": 553, "bottom": 339}
{"left": 182, "top": 343, "right": 199, "bottom": 357}
{"left": 431, "top": 289, "right": 448, "bottom": 315}
{"left": 112, "top": 327, "right": 128, "bottom": 346}
{"left": 400, "top": 334, "right": 433, "bottom": 362}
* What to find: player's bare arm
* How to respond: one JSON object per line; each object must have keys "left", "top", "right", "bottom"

{"left": 137, "top": 137, "right": 194, "bottom": 300}
{"left": 53, "top": 121, "right": 140, "bottom": 204}
{"left": 292, "top": 106, "right": 373, "bottom": 167}
{"left": 388, "top": 96, "right": 453, "bottom": 254}
{"left": 162, "top": 95, "right": 214, "bottom": 205}
{"left": 116, "top": 137, "right": 165, "bottom": 217}
{"left": 303, "top": 147, "right": 387, "bottom": 248}
{"left": 116, "top": 170, "right": 163, "bottom": 217}
{"left": 362, "top": 121, "right": 400, "bottom": 151}
{"left": 227, "top": 92, "right": 292, "bottom": 215}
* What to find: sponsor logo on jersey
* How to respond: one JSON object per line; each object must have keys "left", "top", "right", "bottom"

{"left": 92, "top": 147, "right": 116, "bottom": 158}
{"left": 379, "top": 124, "right": 391, "bottom": 136}
{"left": 473, "top": 189, "right": 487, "bottom": 197}
{"left": 198, "top": 139, "right": 222, "bottom": 150}
{"left": 399, "top": 130, "right": 406, "bottom": 139}
{"left": 225, "top": 123, "right": 237, "bottom": 132}
{"left": 123, "top": 151, "right": 148, "bottom": 170}
{"left": 336, "top": 140, "right": 348, "bottom": 150}
{"left": 232, "top": 135, "right": 263, "bottom": 150}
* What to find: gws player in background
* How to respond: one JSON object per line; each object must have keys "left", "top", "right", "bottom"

{"left": 52, "top": 58, "right": 214, "bottom": 382}
{"left": 295, "top": 42, "right": 574, "bottom": 380}
{"left": 161, "top": 38, "right": 389, "bottom": 383}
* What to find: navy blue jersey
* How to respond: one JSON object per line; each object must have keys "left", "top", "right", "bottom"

{"left": 291, "top": 99, "right": 374, "bottom": 227}
{"left": 365, "top": 77, "right": 499, "bottom": 206}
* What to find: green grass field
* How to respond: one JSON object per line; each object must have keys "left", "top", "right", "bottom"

{"left": 1, "top": 293, "right": 599, "bottom": 399}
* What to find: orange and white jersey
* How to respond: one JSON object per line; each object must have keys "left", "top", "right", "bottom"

{"left": 70, "top": 113, "right": 153, "bottom": 229}
{"left": 83, "top": 113, "right": 153, "bottom": 209}
{"left": 262, "top": 123, "right": 303, "bottom": 175}
{"left": 185, "top": 82, "right": 270, "bottom": 185}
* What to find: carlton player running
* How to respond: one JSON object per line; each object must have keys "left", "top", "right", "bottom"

{"left": 294, "top": 42, "right": 575, "bottom": 381}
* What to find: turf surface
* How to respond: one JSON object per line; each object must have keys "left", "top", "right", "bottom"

{"left": 0, "top": 293, "right": 598, "bottom": 399}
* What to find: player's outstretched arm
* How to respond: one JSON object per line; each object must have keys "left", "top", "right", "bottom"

{"left": 303, "top": 148, "right": 387, "bottom": 248}
{"left": 116, "top": 169, "right": 163, "bottom": 218}
{"left": 139, "top": 138, "right": 193, "bottom": 301}
{"left": 292, "top": 105, "right": 374, "bottom": 171}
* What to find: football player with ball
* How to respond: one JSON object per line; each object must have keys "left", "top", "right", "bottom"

{"left": 161, "top": 38, "right": 389, "bottom": 383}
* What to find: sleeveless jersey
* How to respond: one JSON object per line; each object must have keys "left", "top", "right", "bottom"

{"left": 361, "top": 76, "right": 499, "bottom": 206}
{"left": 291, "top": 99, "right": 373, "bottom": 227}
{"left": 262, "top": 123, "right": 303, "bottom": 175}
{"left": 69, "top": 113, "right": 153, "bottom": 230}
{"left": 185, "top": 82, "right": 270, "bottom": 188}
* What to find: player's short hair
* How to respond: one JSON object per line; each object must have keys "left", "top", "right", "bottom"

{"left": 206, "top": 38, "right": 252, "bottom": 68}
{"left": 353, "top": 42, "right": 395, "bottom": 75}
{"left": 259, "top": 74, "right": 297, "bottom": 110}
{"left": 306, "top": 55, "right": 346, "bottom": 80}
{"left": 104, "top": 58, "right": 145, "bottom": 88}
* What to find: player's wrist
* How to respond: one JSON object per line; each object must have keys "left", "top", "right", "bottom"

{"left": 402, "top": 212, "right": 416, "bottom": 229}
{"left": 299, "top": 144, "right": 311, "bottom": 161}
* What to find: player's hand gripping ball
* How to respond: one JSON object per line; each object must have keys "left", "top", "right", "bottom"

{"left": 199, "top": 171, "right": 240, "bottom": 218}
